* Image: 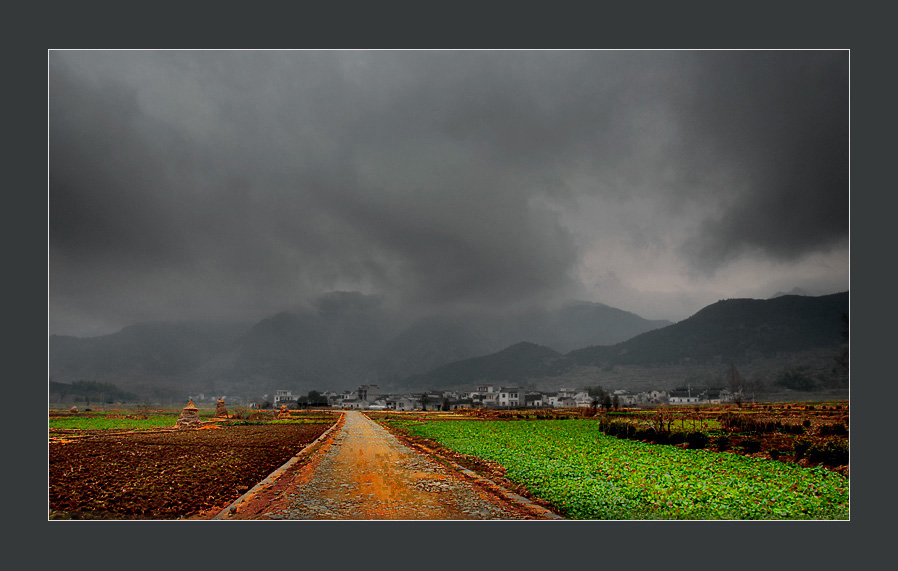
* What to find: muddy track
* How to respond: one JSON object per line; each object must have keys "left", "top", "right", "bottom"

{"left": 214, "top": 411, "right": 562, "bottom": 520}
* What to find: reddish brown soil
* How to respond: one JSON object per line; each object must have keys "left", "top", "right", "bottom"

{"left": 224, "top": 411, "right": 548, "bottom": 520}
{"left": 48, "top": 421, "right": 336, "bottom": 520}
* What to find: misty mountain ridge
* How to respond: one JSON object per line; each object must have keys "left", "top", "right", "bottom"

{"left": 49, "top": 321, "right": 247, "bottom": 379}
{"left": 405, "top": 292, "right": 848, "bottom": 393}
{"left": 402, "top": 342, "right": 564, "bottom": 390}
{"left": 48, "top": 294, "right": 671, "bottom": 398}
{"left": 769, "top": 287, "right": 812, "bottom": 298}
{"left": 566, "top": 292, "right": 848, "bottom": 367}
{"left": 371, "top": 301, "right": 672, "bottom": 381}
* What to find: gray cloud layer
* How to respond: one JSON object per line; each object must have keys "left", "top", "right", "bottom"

{"left": 48, "top": 51, "right": 849, "bottom": 336}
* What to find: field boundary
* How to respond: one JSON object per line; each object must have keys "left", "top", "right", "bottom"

{"left": 212, "top": 412, "right": 345, "bottom": 520}
{"left": 406, "top": 439, "right": 566, "bottom": 520}
{"left": 373, "top": 417, "right": 566, "bottom": 520}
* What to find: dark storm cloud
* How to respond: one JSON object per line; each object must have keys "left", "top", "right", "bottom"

{"left": 48, "top": 50, "right": 849, "bottom": 335}
{"left": 673, "top": 51, "right": 849, "bottom": 271}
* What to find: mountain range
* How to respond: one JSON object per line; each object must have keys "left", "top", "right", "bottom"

{"left": 48, "top": 293, "right": 673, "bottom": 399}
{"left": 49, "top": 291, "right": 848, "bottom": 400}
{"left": 769, "top": 287, "right": 812, "bottom": 298}
{"left": 404, "top": 292, "right": 849, "bottom": 394}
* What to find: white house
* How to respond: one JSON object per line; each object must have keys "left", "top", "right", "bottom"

{"left": 524, "top": 392, "right": 544, "bottom": 407}
{"left": 705, "top": 388, "right": 733, "bottom": 404}
{"left": 573, "top": 392, "right": 593, "bottom": 408}
{"left": 477, "top": 391, "right": 499, "bottom": 407}
{"left": 613, "top": 390, "right": 641, "bottom": 406}
{"left": 274, "top": 390, "right": 294, "bottom": 405}
{"left": 668, "top": 388, "right": 701, "bottom": 405}
{"left": 358, "top": 385, "right": 381, "bottom": 402}
{"left": 386, "top": 396, "right": 415, "bottom": 411}
{"left": 497, "top": 387, "right": 522, "bottom": 408}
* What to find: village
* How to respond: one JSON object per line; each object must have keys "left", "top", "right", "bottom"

{"left": 187, "top": 383, "right": 740, "bottom": 412}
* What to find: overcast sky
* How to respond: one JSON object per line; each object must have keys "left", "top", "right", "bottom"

{"left": 48, "top": 50, "right": 849, "bottom": 337}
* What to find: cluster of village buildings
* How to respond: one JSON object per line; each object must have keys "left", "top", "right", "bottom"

{"left": 245, "top": 384, "right": 738, "bottom": 410}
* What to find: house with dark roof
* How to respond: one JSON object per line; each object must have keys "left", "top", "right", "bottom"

{"left": 668, "top": 388, "right": 701, "bottom": 405}
{"left": 445, "top": 398, "right": 474, "bottom": 410}
{"left": 386, "top": 396, "right": 415, "bottom": 411}
{"left": 497, "top": 387, "right": 523, "bottom": 407}
{"left": 524, "top": 392, "right": 544, "bottom": 407}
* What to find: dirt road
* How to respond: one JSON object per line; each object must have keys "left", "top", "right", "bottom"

{"left": 216, "top": 410, "right": 550, "bottom": 520}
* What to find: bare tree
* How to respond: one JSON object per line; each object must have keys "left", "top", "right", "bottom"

{"left": 586, "top": 385, "right": 607, "bottom": 414}
{"left": 727, "top": 361, "right": 745, "bottom": 406}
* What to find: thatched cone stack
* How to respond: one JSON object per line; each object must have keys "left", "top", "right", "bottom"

{"left": 215, "top": 397, "right": 229, "bottom": 418}
{"left": 177, "top": 399, "right": 202, "bottom": 428}
{"left": 277, "top": 404, "right": 291, "bottom": 419}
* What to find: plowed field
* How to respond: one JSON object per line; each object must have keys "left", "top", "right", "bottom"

{"left": 48, "top": 421, "right": 335, "bottom": 519}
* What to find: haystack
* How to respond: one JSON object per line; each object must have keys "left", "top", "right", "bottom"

{"left": 215, "top": 397, "right": 229, "bottom": 418}
{"left": 277, "top": 404, "right": 291, "bottom": 419}
{"left": 177, "top": 399, "right": 202, "bottom": 428}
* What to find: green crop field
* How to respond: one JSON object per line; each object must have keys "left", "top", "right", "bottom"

{"left": 48, "top": 415, "right": 178, "bottom": 430}
{"left": 384, "top": 418, "right": 849, "bottom": 520}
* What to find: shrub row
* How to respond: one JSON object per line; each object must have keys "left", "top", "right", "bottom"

{"left": 597, "top": 418, "right": 711, "bottom": 449}
{"left": 794, "top": 439, "right": 849, "bottom": 465}
{"left": 808, "top": 441, "right": 849, "bottom": 465}
{"left": 719, "top": 412, "right": 805, "bottom": 434}
{"left": 741, "top": 438, "right": 762, "bottom": 453}
{"left": 684, "top": 431, "right": 709, "bottom": 449}
{"left": 595, "top": 416, "right": 847, "bottom": 466}
{"left": 818, "top": 423, "right": 849, "bottom": 436}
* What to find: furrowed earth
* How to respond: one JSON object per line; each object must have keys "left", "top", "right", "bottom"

{"left": 48, "top": 417, "right": 337, "bottom": 520}
{"left": 48, "top": 403, "right": 848, "bottom": 520}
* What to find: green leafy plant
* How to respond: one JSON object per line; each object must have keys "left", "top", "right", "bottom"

{"left": 49, "top": 415, "right": 177, "bottom": 430}
{"left": 382, "top": 418, "right": 849, "bottom": 520}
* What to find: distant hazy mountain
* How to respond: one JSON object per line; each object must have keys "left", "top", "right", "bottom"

{"left": 769, "top": 287, "right": 812, "bottom": 298}
{"left": 371, "top": 314, "right": 499, "bottom": 383}
{"left": 397, "top": 292, "right": 849, "bottom": 392}
{"left": 48, "top": 321, "right": 246, "bottom": 383}
{"left": 403, "top": 342, "right": 563, "bottom": 390}
{"left": 228, "top": 293, "right": 404, "bottom": 392}
{"left": 566, "top": 292, "right": 849, "bottom": 368}
{"left": 45, "top": 293, "right": 689, "bottom": 398}
{"left": 372, "top": 301, "right": 672, "bottom": 380}
{"left": 48, "top": 291, "right": 403, "bottom": 397}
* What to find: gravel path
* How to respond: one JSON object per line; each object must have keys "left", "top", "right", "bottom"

{"left": 224, "top": 411, "right": 534, "bottom": 520}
